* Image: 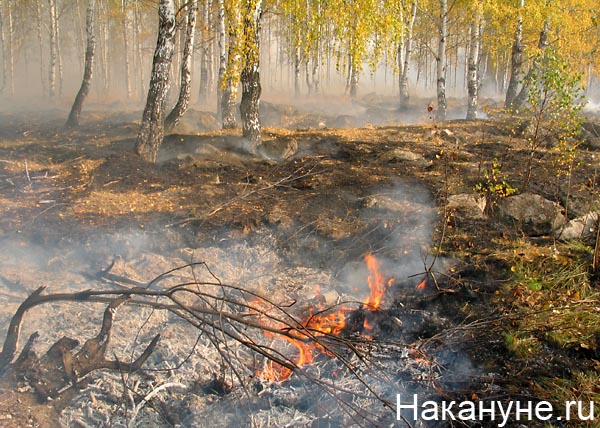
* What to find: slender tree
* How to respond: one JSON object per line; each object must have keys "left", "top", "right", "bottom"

{"left": 121, "top": 0, "right": 132, "bottom": 100}
{"left": 0, "top": 0, "right": 6, "bottom": 94}
{"left": 135, "top": 0, "right": 176, "bottom": 163}
{"left": 165, "top": 0, "right": 198, "bottom": 132}
{"left": 48, "top": 0, "right": 58, "bottom": 97}
{"left": 216, "top": 0, "right": 226, "bottom": 121}
{"left": 239, "top": 0, "right": 262, "bottom": 150}
{"left": 221, "top": 0, "right": 241, "bottom": 129}
{"left": 466, "top": 0, "right": 482, "bottom": 120}
{"left": 512, "top": 19, "right": 550, "bottom": 108}
{"left": 504, "top": 0, "right": 524, "bottom": 109}
{"left": 436, "top": 0, "right": 448, "bottom": 121}
{"left": 399, "top": 0, "right": 417, "bottom": 109}
{"left": 35, "top": 0, "right": 47, "bottom": 97}
{"left": 66, "top": 0, "right": 96, "bottom": 128}
{"left": 4, "top": 0, "right": 14, "bottom": 96}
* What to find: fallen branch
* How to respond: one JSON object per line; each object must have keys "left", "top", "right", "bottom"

{"left": 0, "top": 261, "right": 424, "bottom": 426}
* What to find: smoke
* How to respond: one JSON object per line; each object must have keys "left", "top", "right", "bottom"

{"left": 583, "top": 98, "right": 600, "bottom": 115}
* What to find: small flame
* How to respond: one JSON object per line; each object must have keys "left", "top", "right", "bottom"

{"left": 256, "top": 253, "right": 395, "bottom": 381}
{"left": 364, "top": 253, "right": 394, "bottom": 310}
{"left": 415, "top": 278, "right": 427, "bottom": 291}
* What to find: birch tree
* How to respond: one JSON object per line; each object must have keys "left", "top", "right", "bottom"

{"left": 165, "top": 0, "right": 198, "bottom": 132}
{"left": 221, "top": 0, "right": 242, "bottom": 129}
{"left": 436, "top": 0, "right": 448, "bottom": 121}
{"left": 66, "top": 0, "right": 96, "bottom": 128}
{"left": 0, "top": 0, "right": 6, "bottom": 94}
{"left": 3, "top": 0, "right": 14, "bottom": 96}
{"left": 466, "top": 0, "right": 482, "bottom": 120}
{"left": 216, "top": 0, "right": 227, "bottom": 121}
{"left": 135, "top": 0, "right": 176, "bottom": 163}
{"left": 239, "top": 0, "right": 262, "bottom": 149}
{"left": 512, "top": 18, "right": 550, "bottom": 108}
{"left": 121, "top": 0, "right": 132, "bottom": 100}
{"left": 398, "top": 0, "right": 417, "bottom": 109}
{"left": 48, "top": 0, "right": 58, "bottom": 97}
{"left": 504, "top": 0, "right": 524, "bottom": 108}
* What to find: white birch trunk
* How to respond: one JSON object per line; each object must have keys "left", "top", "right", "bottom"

{"left": 66, "top": 0, "right": 96, "bottom": 128}
{"left": 216, "top": 0, "right": 227, "bottom": 121}
{"left": 436, "top": 0, "right": 448, "bottom": 121}
{"left": 35, "top": 0, "right": 47, "bottom": 96}
{"left": 504, "top": 0, "right": 524, "bottom": 108}
{"left": 239, "top": 0, "right": 262, "bottom": 149}
{"left": 165, "top": 0, "right": 198, "bottom": 131}
{"left": 5, "top": 0, "right": 14, "bottom": 96}
{"left": 466, "top": 1, "right": 481, "bottom": 120}
{"left": 0, "top": 0, "right": 5, "bottom": 94}
{"left": 294, "top": 46, "right": 300, "bottom": 96}
{"left": 134, "top": 0, "right": 145, "bottom": 99}
{"left": 48, "top": 0, "right": 58, "bottom": 97}
{"left": 135, "top": 0, "right": 176, "bottom": 163}
{"left": 513, "top": 19, "right": 550, "bottom": 108}
{"left": 399, "top": 0, "right": 417, "bottom": 109}
{"left": 54, "top": 0, "right": 64, "bottom": 96}
{"left": 222, "top": 0, "right": 241, "bottom": 129}
{"left": 122, "top": 0, "right": 132, "bottom": 99}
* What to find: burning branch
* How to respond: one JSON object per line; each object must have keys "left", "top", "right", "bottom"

{"left": 0, "top": 256, "right": 428, "bottom": 426}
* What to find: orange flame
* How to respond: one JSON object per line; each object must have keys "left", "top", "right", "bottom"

{"left": 415, "top": 278, "right": 427, "bottom": 291}
{"left": 364, "top": 253, "right": 394, "bottom": 310}
{"left": 256, "top": 253, "right": 395, "bottom": 381}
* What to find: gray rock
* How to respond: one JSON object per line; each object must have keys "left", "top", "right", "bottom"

{"left": 257, "top": 138, "right": 298, "bottom": 160}
{"left": 446, "top": 194, "right": 486, "bottom": 219}
{"left": 331, "top": 115, "right": 358, "bottom": 128}
{"left": 499, "top": 192, "right": 566, "bottom": 236}
{"left": 170, "top": 111, "right": 220, "bottom": 134}
{"left": 379, "top": 148, "right": 424, "bottom": 163}
{"left": 362, "top": 195, "right": 406, "bottom": 212}
{"left": 553, "top": 211, "right": 598, "bottom": 240}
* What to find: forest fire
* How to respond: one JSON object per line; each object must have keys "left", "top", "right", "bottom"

{"left": 257, "top": 252, "right": 395, "bottom": 381}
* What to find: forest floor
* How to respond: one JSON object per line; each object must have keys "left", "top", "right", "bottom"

{"left": 0, "top": 95, "right": 598, "bottom": 427}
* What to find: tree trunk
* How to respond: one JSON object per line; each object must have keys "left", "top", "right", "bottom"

{"left": 466, "top": 2, "right": 481, "bottom": 120}
{"left": 54, "top": 0, "right": 64, "bottom": 96}
{"left": 98, "top": 0, "right": 110, "bottom": 94}
{"left": 0, "top": 0, "right": 5, "bottom": 94}
{"left": 35, "top": 0, "right": 47, "bottom": 97}
{"left": 206, "top": 0, "right": 215, "bottom": 100}
{"left": 399, "top": 0, "right": 417, "bottom": 110}
{"left": 66, "top": 0, "right": 96, "bottom": 128}
{"left": 73, "top": 0, "right": 85, "bottom": 76}
{"left": 349, "top": 61, "right": 358, "bottom": 98}
{"left": 436, "top": 0, "right": 448, "bottom": 121}
{"left": 512, "top": 19, "right": 550, "bottom": 108}
{"left": 239, "top": 0, "right": 262, "bottom": 150}
{"left": 294, "top": 46, "right": 300, "bottom": 97}
{"left": 48, "top": 0, "right": 58, "bottom": 97}
{"left": 4, "top": 0, "right": 14, "bottom": 96}
{"left": 216, "top": 0, "right": 226, "bottom": 121}
{"left": 165, "top": 0, "right": 197, "bottom": 132}
{"left": 312, "top": 56, "right": 319, "bottom": 94}
{"left": 122, "top": 0, "right": 132, "bottom": 100}
{"left": 135, "top": 0, "right": 176, "bottom": 163}
{"left": 198, "top": 1, "right": 209, "bottom": 103}
{"left": 504, "top": 0, "right": 524, "bottom": 109}
{"left": 134, "top": 0, "right": 145, "bottom": 100}
{"left": 221, "top": 0, "right": 240, "bottom": 129}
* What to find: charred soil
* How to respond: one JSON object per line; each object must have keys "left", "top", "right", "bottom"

{"left": 0, "top": 102, "right": 599, "bottom": 427}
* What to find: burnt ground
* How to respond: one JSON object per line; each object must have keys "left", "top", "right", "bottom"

{"left": 0, "top": 97, "right": 598, "bottom": 427}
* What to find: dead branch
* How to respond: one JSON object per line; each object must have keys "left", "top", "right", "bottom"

{"left": 0, "top": 261, "right": 425, "bottom": 426}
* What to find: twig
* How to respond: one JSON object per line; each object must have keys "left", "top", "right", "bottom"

{"left": 24, "top": 159, "right": 31, "bottom": 183}
{"left": 128, "top": 382, "right": 186, "bottom": 427}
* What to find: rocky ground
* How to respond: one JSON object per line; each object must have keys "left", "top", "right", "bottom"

{"left": 0, "top": 96, "right": 598, "bottom": 427}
